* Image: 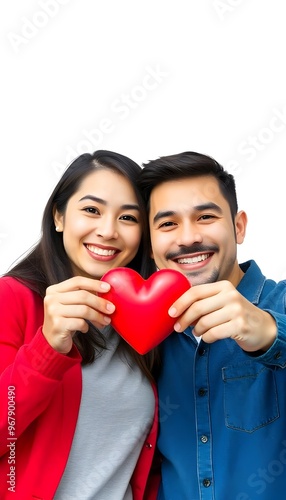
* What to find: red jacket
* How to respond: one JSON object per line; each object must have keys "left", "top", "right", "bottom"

{"left": 0, "top": 277, "right": 159, "bottom": 499}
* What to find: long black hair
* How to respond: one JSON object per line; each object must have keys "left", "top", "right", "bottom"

{"left": 5, "top": 150, "right": 157, "bottom": 378}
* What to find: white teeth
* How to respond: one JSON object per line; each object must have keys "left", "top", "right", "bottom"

{"left": 86, "top": 245, "right": 117, "bottom": 256}
{"left": 177, "top": 254, "right": 210, "bottom": 264}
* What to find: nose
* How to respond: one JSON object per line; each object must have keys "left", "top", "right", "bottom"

{"left": 177, "top": 220, "right": 203, "bottom": 246}
{"left": 95, "top": 216, "right": 118, "bottom": 240}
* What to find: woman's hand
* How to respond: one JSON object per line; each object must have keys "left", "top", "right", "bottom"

{"left": 42, "top": 276, "right": 115, "bottom": 354}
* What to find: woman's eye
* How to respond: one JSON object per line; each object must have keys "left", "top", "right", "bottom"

{"left": 84, "top": 207, "right": 99, "bottom": 214}
{"left": 120, "top": 214, "right": 138, "bottom": 222}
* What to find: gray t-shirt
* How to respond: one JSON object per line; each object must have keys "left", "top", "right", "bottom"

{"left": 54, "top": 328, "right": 155, "bottom": 500}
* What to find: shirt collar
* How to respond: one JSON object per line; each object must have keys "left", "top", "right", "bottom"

{"left": 237, "top": 259, "right": 266, "bottom": 304}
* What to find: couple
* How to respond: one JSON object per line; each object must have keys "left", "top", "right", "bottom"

{"left": 0, "top": 149, "right": 286, "bottom": 499}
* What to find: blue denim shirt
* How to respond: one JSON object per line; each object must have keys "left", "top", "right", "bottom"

{"left": 157, "top": 260, "right": 286, "bottom": 500}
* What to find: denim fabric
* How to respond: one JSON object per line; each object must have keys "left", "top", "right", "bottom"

{"left": 157, "top": 260, "right": 286, "bottom": 500}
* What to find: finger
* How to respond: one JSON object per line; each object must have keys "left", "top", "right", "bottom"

{"left": 198, "top": 322, "right": 233, "bottom": 344}
{"left": 171, "top": 295, "right": 222, "bottom": 332}
{"left": 45, "top": 290, "right": 115, "bottom": 315}
{"left": 193, "top": 308, "right": 231, "bottom": 337}
{"left": 168, "top": 282, "right": 224, "bottom": 318}
{"left": 49, "top": 303, "right": 113, "bottom": 326}
{"left": 46, "top": 276, "right": 111, "bottom": 294}
{"left": 60, "top": 317, "right": 90, "bottom": 334}
{"left": 168, "top": 288, "right": 196, "bottom": 318}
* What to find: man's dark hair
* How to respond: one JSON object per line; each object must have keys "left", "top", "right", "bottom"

{"left": 138, "top": 151, "right": 238, "bottom": 222}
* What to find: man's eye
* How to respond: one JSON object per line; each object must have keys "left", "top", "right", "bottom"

{"left": 159, "top": 221, "right": 176, "bottom": 228}
{"left": 199, "top": 214, "right": 215, "bottom": 220}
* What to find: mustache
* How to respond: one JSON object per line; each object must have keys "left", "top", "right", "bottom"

{"left": 166, "top": 244, "right": 219, "bottom": 260}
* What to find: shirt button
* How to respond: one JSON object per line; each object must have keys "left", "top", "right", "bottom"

{"left": 203, "top": 479, "right": 212, "bottom": 488}
{"left": 199, "top": 348, "right": 206, "bottom": 356}
{"left": 198, "top": 388, "right": 207, "bottom": 396}
{"left": 200, "top": 435, "right": 208, "bottom": 443}
{"left": 274, "top": 351, "right": 282, "bottom": 359}
{"left": 145, "top": 442, "right": 152, "bottom": 449}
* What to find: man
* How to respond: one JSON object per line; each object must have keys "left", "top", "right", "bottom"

{"left": 138, "top": 151, "right": 286, "bottom": 500}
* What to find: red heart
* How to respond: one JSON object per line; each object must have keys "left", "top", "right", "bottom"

{"left": 99, "top": 268, "right": 190, "bottom": 354}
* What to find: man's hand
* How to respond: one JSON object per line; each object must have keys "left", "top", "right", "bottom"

{"left": 168, "top": 280, "right": 277, "bottom": 352}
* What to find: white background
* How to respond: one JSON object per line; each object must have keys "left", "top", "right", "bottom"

{"left": 1, "top": 0, "right": 285, "bottom": 280}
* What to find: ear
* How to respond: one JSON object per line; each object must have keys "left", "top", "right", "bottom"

{"left": 235, "top": 210, "right": 247, "bottom": 244}
{"left": 53, "top": 208, "right": 64, "bottom": 232}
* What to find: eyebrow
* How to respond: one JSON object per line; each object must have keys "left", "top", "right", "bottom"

{"left": 79, "top": 195, "right": 140, "bottom": 211}
{"left": 152, "top": 202, "right": 223, "bottom": 224}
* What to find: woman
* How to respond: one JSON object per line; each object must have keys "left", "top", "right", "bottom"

{"left": 0, "top": 150, "right": 158, "bottom": 499}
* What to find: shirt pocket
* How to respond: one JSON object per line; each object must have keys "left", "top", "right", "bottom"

{"left": 222, "top": 360, "right": 279, "bottom": 433}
